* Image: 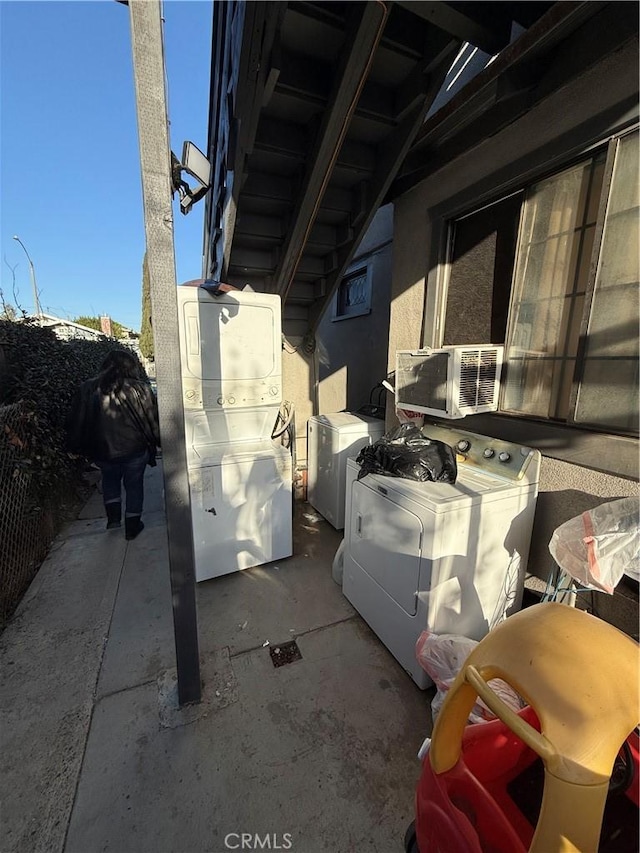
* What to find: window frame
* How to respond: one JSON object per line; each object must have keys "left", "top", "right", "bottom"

{"left": 441, "top": 130, "right": 638, "bottom": 438}
{"left": 499, "top": 151, "right": 608, "bottom": 425}
{"left": 332, "top": 263, "right": 373, "bottom": 322}
{"left": 568, "top": 131, "right": 638, "bottom": 432}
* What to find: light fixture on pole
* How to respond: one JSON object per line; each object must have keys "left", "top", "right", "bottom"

{"left": 171, "top": 141, "right": 212, "bottom": 215}
{"left": 12, "top": 235, "right": 43, "bottom": 318}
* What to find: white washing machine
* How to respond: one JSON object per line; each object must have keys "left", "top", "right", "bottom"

{"left": 188, "top": 440, "right": 292, "bottom": 581}
{"left": 307, "top": 412, "right": 385, "bottom": 529}
{"left": 342, "top": 425, "right": 541, "bottom": 688}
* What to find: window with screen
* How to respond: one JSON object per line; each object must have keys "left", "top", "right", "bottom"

{"left": 443, "top": 128, "right": 639, "bottom": 436}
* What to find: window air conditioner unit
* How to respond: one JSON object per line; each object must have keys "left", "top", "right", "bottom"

{"left": 395, "top": 345, "right": 504, "bottom": 419}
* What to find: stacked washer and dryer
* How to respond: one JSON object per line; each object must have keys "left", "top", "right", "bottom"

{"left": 177, "top": 286, "right": 292, "bottom": 582}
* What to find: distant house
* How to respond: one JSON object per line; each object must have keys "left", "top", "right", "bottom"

{"left": 35, "top": 313, "right": 145, "bottom": 363}
{"left": 36, "top": 314, "right": 107, "bottom": 342}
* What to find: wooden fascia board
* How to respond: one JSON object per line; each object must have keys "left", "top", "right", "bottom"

{"left": 204, "top": 1, "right": 232, "bottom": 278}
{"left": 408, "top": 1, "right": 604, "bottom": 158}
{"left": 271, "top": 1, "right": 390, "bottom": 300}
{"left": 389, "top": 0, "right": 622, "bottom": 197}
{"left": 221, "top": 2, "right": 286, "bottom": 280}
{"left": 395, "top": 1, "right": 510, "bottom": 55}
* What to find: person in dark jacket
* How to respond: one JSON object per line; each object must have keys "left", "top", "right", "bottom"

{"left": 67, "top": 350, "right": 160, "bottom": 540}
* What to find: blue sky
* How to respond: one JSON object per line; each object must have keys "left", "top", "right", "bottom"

{"left": 0, "top": 0, "right": 212, "bottom": 331}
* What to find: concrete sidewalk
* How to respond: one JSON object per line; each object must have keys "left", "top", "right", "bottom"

{"left": 1, "top": 465, "right": 432, "bottom": 853}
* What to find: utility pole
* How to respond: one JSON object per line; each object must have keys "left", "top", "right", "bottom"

{"left": 126, "top": 0, "right": 201, "bottom": 705}
{"left": 12, "top": 236, "right": 42, "bottom": 318}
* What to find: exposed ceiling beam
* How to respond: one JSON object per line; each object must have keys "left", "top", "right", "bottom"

{"left": 254, "top": 116, "right": 377, "bottom": 173}
{"left": 307, "top": 40, "right": 462, "bottom": 331}
{"left": 395, "top": 1, "right": 511, "bottom": 54}
{"left": 274, "top": 48, "right": 397, "bottom": 125}
{"left": 235, "top": 213, "right": 283, "bottom": 241}
{"left": 270, "top": 1, "right": 391, "bottom": 300}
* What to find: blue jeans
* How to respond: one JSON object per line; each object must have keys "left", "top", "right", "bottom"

{"left": 98, "top": 450, "right": 148, "bottom": 516}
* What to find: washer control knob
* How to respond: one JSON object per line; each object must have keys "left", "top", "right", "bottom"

{"left": 186, "top": 390, "right": 196, "bottom": 399}
{"left": 228, "top": 396, "right": 236, "bottom": 405}
{"left": 499, "top": 451, "right": 511, "bottom": 463}
{"left": 269, "top": 386, "right": 279, "bottom": 396}
{"left": 217, "top": 396, "right": 224, "bottom": 405}
{"left": 483, "top": 448, "right": 495, "bottom": 458}
{"left": 456, "top": 439, "right": 471, "bottom": 453}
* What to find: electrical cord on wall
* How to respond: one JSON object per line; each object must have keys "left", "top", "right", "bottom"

{"left": 272, "top": 400, "right": 295, "bottom": 440}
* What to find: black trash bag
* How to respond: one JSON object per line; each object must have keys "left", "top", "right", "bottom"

{"left": 356, "top": 423, "right": 457, "bottom": 483}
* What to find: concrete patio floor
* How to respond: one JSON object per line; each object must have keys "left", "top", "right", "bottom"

{"left": 1, "top": 464, "right": 433, "bottom": 853}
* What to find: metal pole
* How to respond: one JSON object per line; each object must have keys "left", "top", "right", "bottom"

{"left": 126, "top": 0, "right": 201, "bottom": 705}
{"left": 12, "top": 235, "right": 42, "bottom": 318}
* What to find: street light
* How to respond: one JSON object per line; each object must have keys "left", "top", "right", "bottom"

{"left": 12, "top": 235, "right": 42, "bottom": 318}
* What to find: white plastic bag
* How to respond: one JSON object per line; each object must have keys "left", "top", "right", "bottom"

{"left": 415, "top": 631, "right": 525, "bottom": 725}
{"left": 548, "top": 497, "right": 639, "bottom": 593}
{"left": 332, "top": 539, "right": 345, "bottom": 586}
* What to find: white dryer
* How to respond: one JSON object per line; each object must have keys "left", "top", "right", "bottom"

{"left": 342, "top": 425, "right": 541, "bottom": 688}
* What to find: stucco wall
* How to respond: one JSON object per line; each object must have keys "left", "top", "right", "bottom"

{"left": 307, "top": 204, "right": 394, "bottom": 427}
{"left": 530, "top": 458, "right": 639, "bottom": 579}
{"left": 530, "top": 458, "right": 639, "bottom": 636}
{"left": 282, "top": 340, "right": 314, "bottom": 473}
{"left": 283, "top": 205, "right": 394, "bottom": 469}
{"left": 315, "top": 248, "right": 393, "bottom": 415}
{"left": 389, "top": 34, "right": 639, "bottom": 631}
{"left": 316, "top": 246, "right": 392, "bottom": 415}
{"left": 406, "top": 38, "right": 638, "bottom": 218}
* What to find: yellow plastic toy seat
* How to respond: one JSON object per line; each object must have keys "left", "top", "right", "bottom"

{"left": 429, "top": 602, "right": 640, "bottom": 853}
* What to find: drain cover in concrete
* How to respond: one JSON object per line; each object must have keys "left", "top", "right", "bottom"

{"left": 269, "top": 640, "right": 302, "bottom": 667}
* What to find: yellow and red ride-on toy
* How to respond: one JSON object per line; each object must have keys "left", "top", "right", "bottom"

{"left": 406, "top": 602, "right": 639, "bottom": 853}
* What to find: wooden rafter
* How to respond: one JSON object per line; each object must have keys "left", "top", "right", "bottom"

{"left": 307, "top": 40, "right": 462, "bottom": 331}
{"left": 271, "top": 1, "right": 390, "bottom": 300}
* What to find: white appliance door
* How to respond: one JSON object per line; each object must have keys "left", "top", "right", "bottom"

{"left": 348, "top": 479, "right": 422, "bottom": 615}
{"left": 181, "top": 296, "right": 278, "bottom": 383}
{"left": 189, "top": 448, "right": 292, "bottom": 581}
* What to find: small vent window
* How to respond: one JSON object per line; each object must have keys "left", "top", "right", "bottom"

{"left": 334, "top": 265, "right": 372, "bottom": 320}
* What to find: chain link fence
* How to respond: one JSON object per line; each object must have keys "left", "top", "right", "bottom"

{"left": 0, "top": 402, "right": 61, "bottom": 626}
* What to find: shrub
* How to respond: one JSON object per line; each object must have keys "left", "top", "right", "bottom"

{"left": 0, "top": 319, "right": 142, "bottom": 498}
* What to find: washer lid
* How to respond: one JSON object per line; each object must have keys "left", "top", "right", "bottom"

{"left": 347, "top": 458, "right": 521, "bottom": 512}
{"left": 311, "top": 412, "right": 384, "bottom": 432}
